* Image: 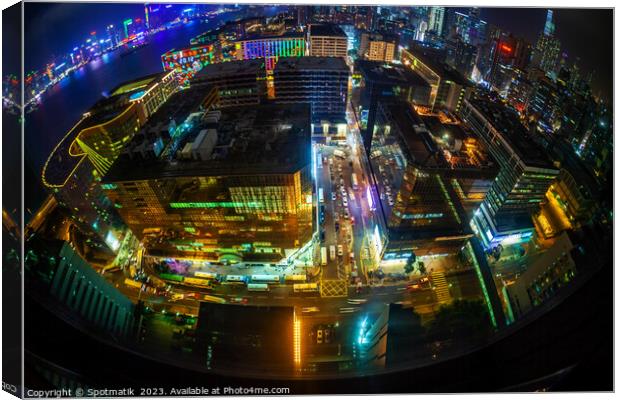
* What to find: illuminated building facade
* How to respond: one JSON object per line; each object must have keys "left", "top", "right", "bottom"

{"left": 308, "top": 24, "right": 348, "bottom": 58}
{"left": 274, "top": 56, "right": 349, "bottom": 122}
{"left": 359, "top": 32, "right": 397, "bottom": 62}
{"left": 428, "top": 6, "right": 445, "bottom": 34}
{"left": 192, "top": 59, "right": 266, "bottom": 108}
{"left": 102, "top": 103, "right": 314, "bottom": 262}
{"left": 533, "top": 31, "right": 561, "bottom": 76}
{"left": 527, "top": 76, "right": 561, "bottom": 133}
{"left": 41, "top": 73, "right": 178, "bottom": 247}
{"left": 235, "top": 34, "right": 306, "bottom": 70}
{"left": 353, "top": 59, "right": 431, "bottom": 153}
{"left": 452, "top": 10, "right": 487, "bottom": 46}
{"left": 161, "top": 44, "right": 219, "bottom": 79}
{"left": 401, "top": 46, "right": 470, "bottom": 113}
{"left": 459, "top": 94, "right": 559, "bottom": 248}
{"left": 369, "top": 101, "right": 497, "bottom": 258}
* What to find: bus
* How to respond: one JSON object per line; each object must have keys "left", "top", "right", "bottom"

{"left": 251, "top": 275, "right": 281, "bottom": 284}
{"left": 329, "top": 245, "right": 336, "bottom": 261}
{"left": 194, "top": 271, "right": 218, "bottom": 280}
{"left": 318, "top": 187, "right": 324, "bottom": 203}
{"left": 225, "top": 275, "right": 246, "bottom": 283}
{"left": 293, "top": 283, "right": 319, "bottom": 293}
{"left": 159, "top": 273, "right": 184, "bottom": 282}
{"left": 320, "top": 247, "right": 327, "bottom": 266}
{"left": 124, "top": 278, "right": 143, "bottom": 290}
{"left": 183, "top": 277, "right": 213, "bottom": 288}
{"left": 203, "top": 294, "right": 227, "bottom": 304}
{"left": 284, "top": 274, "right": 307, "bottom": 283}
{"left": 248, "top": 283, "right": 270, "bottom": 292}
{"left": 351, "top": 173, "right": 359, "bottom": 190}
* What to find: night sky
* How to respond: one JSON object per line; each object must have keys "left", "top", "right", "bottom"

{"left": 24, "top": 4, "right": 613, "bottom": 101}
{"left": 480, "top": 7, "right": 613, "bottom": 102}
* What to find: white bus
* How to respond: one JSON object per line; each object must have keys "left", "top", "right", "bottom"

{"left": 194, "top": 271, "right": 218, "bottom": 280}
{"left": 351, "top": 173, "right": 359, "bottom": 190}
{"left": 320, "top": 247, "right": 328, "bottom": 266}
{"left": 248, "top": 283, "right": 270, "bottom": 292}
{"left": 225, "top": 275, "right": 246, "bottom": 283}
{"left": 293, "top": 283, "right": 319, "bottom": 293}
{"left": 318, "top": 187, "right": 324, "bottom": 203}
{"left": 251, "top": 275, "right": 281, "bottom": 284}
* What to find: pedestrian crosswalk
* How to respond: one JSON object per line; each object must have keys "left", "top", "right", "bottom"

{"left": 320, "top": 279, "right": 348, "bottom": 297}
{"left": 431, "top": 271, "right": 451, "bottom": 304}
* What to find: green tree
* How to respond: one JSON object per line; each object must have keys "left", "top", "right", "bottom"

{"left": 427, "top": 299, "right": 493, "bottom": 343}
{"left": 404, "top": 257, "right": 415, "bottom": 274}
{"left": 418, "top": 261, "right": 426, "bottom": 275}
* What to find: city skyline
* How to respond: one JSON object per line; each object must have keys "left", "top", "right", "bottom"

{"left": 21, "top": 4, "right": 613, "bottom": 102}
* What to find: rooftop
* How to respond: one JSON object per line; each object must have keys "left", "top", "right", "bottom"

{"left": 275, "top": 56, "right": 349, "bottom": 72}
{"left": 466, "top": 95, "right": 556, "bottom": 170}
{"left": 309, "top": 23, "right": 347, "bottom": 37}
{"left": 379, "top": 101, "right": 496, "bottom": 173}
{"left": 356, "top": 60, "right": 429, "bottom": 88}
{"left": 192, "top": 59, "right": 264, "bottom": 81}
{"left": 240, "top": 31, "right": 304, "bottom": 42}
{"left": 405, "top": 45, "right": 468, "bottom": 86}
{"left": 103, "top": 102, "right": 311, "bottom": 182}
{"left": 42, "top": 72, "right": 171, "bottom": 187}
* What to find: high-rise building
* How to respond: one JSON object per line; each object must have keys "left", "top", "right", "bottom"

{"left": 235, "top": 33, "right": 306, "bottom": 63}
{"left": 359, "top": 32, "right": 398, "bottom": 62}
{"left": 445, "top": 38, "right": 477, "bottom": 79}
{"left": 307, "top": 24, "right": 348, "bottom": 58}
{"left": 353, "top": 59, "right": 432, "bottom": 152}
{"left": 368, "top": 100, "right": 497, "bottom": 258}
{"left": 274, "top": 56, "right": 350, "bottom": 122}
{"left": 161, "top": 44, "right": 220, "bottom": 79}
{"left": 401, "top": 46, "right": 471, "bottom": 112}
{"left": 428, "top": 6, "right": 445, "bottom": 35}
{"left": 533, "top": 34, "right": 561, "bottom": 75}
{"left": 452, "top": 10, "right": 487, "bottom": 46}
{"left": 459, "top": 94, "right": 559, "bottom": 248}
{"left": 192, "top": 59, "right": 266, "bottom": 108}
{"left": 102, "top": 102, "right": 314, "bottom": 261}
{"left": 41, "top": 72, "right": 179, "bottom": 247}
{"left": 47, "top": 240, "right": 136, "bottom": 338}
{"left": 528, "top": 75, "right": 561, "bottom": 133}
{"left": 532, "top": 10, "right": 561, "bottom": 76}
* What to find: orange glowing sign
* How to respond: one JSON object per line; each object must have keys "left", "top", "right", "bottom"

{"left": 500, "top": 44, "right": 512, "bottom": 53}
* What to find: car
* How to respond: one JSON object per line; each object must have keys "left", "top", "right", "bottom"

{"left": 229, "top": 297, "right": 248, "bottom": 304}
{"left": 331, "top": 192, "right": 337, "bottom": 201}
{"left": 335, "top": 221, "right": 340, "bottom": 232}
{"left": 337, "top": 245, "right": 343, "bottom": 256}
{"left": 316, "top": 329, "right": 323, "bottom": 344}
{"left": 324, "top": 329, "right": 331, "bottom": 344}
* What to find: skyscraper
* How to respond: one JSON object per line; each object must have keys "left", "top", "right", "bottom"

{"left": 533, "top": 10, "right": 561, "bottom": 75}
{"left": 428, "top": 7, "right": 445, "bottom": 35}
{"left": 102, "top": 101, "right": 314, "bottom": 261}
{"left": 460, "top": 93, "right": 559, "bottom": 248}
